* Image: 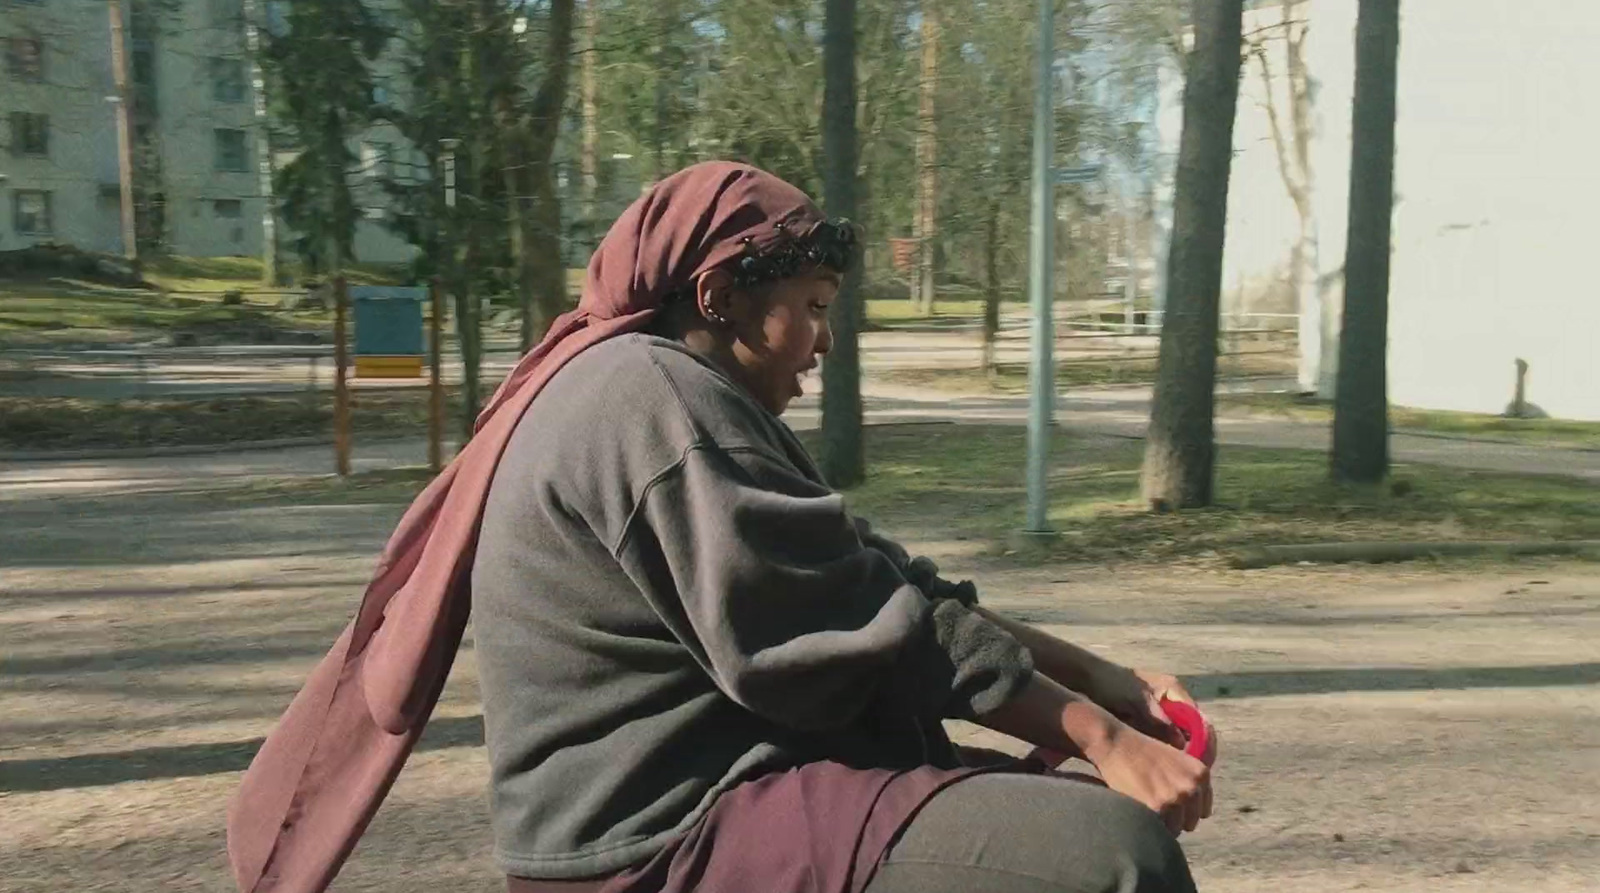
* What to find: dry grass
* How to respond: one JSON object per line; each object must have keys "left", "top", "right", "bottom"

{"left": 1219, "top": 392, "right": 1600, "bottom": 451}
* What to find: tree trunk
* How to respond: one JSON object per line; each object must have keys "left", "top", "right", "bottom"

{"left": 455, "top": 275, "right": 482, "bottom": 441}
{"left": 526, "top": 0, "right": 576, "bottom": 346}
{"left": 1331, "top": 0, "right": 1400, "bottom": 483}
{"left": 455, "top": 150, "right": 481, "bottom": 441}
{"left": 1139, "top": 0, "right": 1244, "bottom": 512}
{"left": 506, "top": 137, "right": 537, "bottom": 351}
{"left": 912, "top": 2, "right": 939, "bottom": 316}
{"left": 456, "top": 23, "right": 483, "bottom": 440}
{"left": 527, "top": 156, "right": 568, "bottom": 340}
{"left": 580, "top": 0, "right": 599, "bottom": 224}
{"left": 981, "top": 199, "right": 1002, "bottom": 379}
{"left": 819, "top": 0, "right": 863, "bottom": 488}
{"left": 651, "top": 0, "right": 675, "bottom": 181}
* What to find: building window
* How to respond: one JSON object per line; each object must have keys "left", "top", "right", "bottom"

{"left": 214, "top": 128, "right": 249, "bottom": 172}
{"left": 5, "top": 36, "right": 43, "bottom": 82}
{"left": 361, "top": 140, "right": 392, "bottom": 180}
{"left": 213, "top": 199, "right": 243, "bottom": 218}
{"left": 9, "top": 112, "right": 48, "bottom": 156}
{"left": 14, "top": 190, "right": 52, "bottom": 235}
{"left": 210, "top": 57, "right": 246, "bottom": 103}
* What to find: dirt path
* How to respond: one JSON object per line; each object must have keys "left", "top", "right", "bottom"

{"left": 3, "top": 471, "right": 1598, "bottom": 892}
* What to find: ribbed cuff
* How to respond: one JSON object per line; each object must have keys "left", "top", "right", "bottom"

{"left": 884, "top": 596, "right": 1034, "bottom": 725}
{"left": 904, "top": 556, "right": 981, "bottom": 608}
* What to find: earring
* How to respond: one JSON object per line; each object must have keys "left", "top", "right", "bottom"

{"left": 706, "top": 309, "right": 729, "bottom": 326}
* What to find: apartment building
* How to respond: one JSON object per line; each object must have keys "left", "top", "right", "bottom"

{"left": 0, "top": 0, "right": 414, "bottom": 264}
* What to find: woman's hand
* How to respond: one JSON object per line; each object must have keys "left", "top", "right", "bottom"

{"left": 978, "top": 672, "right": 1215, "bottom": 836}
{"left": 1085, "top": 665, "right": 1210, "bottom": 751}
{"left": 971, "top": 609, "right": 1218, "bottom": 755}
{"left": 1084, "top": 720, "right": 1213, "bottom": 836}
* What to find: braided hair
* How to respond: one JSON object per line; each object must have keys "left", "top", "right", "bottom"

{"left": 664, "top": 216, "right": 860, "bottom": 308}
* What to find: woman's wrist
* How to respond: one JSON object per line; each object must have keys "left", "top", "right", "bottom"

{"left": 977, "top": 671, "right": 1125, "bottom": 763}
{"left": 974, "top": 606, "right": 1128, "bottom": 695}
{"left": 1059, "top": 696, "right": 1123, "bottom": 765}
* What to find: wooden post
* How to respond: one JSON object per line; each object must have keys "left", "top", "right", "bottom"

{"left": 428, "top": 278, "right": 445, "bottom": 472}
{"left": 333, "top": 277, "right": 352, "bottom": 476}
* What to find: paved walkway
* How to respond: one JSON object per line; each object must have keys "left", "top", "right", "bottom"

{"left": 0, "top": 326, "right": 1179, "bottom": 399}
{"left": 4, "top": 380, "right": 1595, "bottom": 501}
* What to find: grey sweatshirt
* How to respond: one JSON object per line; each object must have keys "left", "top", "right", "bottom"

{"left": 471, "top": 334, "right": 1033, "bottom": 879}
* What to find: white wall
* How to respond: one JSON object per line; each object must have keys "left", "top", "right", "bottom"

{"left": 1386, "top": 0, "right": 1600, "bottom": 420}
{"left": 1161, "top": 0, "right": 1600, "bottom": 420}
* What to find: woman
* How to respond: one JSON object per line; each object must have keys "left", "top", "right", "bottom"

{"left": 228, "top": 162, "right": 1212, "bottom": 893}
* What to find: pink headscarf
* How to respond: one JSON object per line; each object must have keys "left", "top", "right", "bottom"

{"left": 227, "top": 162, "right": 823, "bottom": 893}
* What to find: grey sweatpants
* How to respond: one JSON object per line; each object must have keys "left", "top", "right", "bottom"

{"left": 864, "top": 772, "right": 1198, "bottom": 893}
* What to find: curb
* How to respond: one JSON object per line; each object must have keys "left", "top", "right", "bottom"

{"left": 3, "top": 421, "right": 970, "bottom": 463}
{"left": 1227, "top": 540, "right": 1600, "bottom": 570}
{"left": 0, "top": 436, "right": 340, "bottom": 462}
{"left": 1389, "top": 427, "right": 1600, "bottom": 454}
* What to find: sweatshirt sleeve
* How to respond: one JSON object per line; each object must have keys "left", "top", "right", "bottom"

{"left": 613, "top": 440, "right": 1032, "bottom": 731}
{"left": 853, "top": 518, "right": 980, "bottom": 609}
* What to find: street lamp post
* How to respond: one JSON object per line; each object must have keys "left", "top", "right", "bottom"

{"left": 107, "top": 0, "right": 138, "bottom": 265}
{"left": 1023, "top": 0, "right": 1056, "bottom": 536}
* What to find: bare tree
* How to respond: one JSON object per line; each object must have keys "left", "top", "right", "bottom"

{"left": 1331, "top": 0, "right": 1400, "bottom": 482}
{"left": 819, "top": 0, "right": 864, "bottom": 487}
{"left": 1247, "top": 0, "right": 1317, "bottom": 392}
{"left": 1139, "top": 0, "right": 1244, "bottom": 511}
{"left": 580, "top": 0, "right": 599, "bottom": 224}
{"left": 503, "top": 0, "right": 577, "bottom": 350}
{"left": 911, "top": 1, "right": 939, "bottom": 315}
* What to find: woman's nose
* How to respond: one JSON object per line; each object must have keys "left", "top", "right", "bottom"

{"left": 815, "top": 318, "right": 834, "bottom": 356}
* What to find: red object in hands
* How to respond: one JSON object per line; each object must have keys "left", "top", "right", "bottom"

{"left": 1159, "top": 697, "right": 1215, "bottom": 766}
{"left": 1025, "top": 698, "right": 1215, "bottom": 769}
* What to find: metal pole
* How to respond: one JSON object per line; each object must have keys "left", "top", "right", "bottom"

{"left": 1023, "top": 0, "right": 1056, "bottom": 534}
{"left": 1123, "top": 211, "right": 1138, "bottom": 328}
{"left": 243, "top": 0, "right": 279, "bottom": 286}
{"left": 107, "top": 0, "right": 138, "bottom": 265}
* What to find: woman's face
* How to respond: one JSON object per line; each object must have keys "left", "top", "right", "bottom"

{"left": 698, "top": 267, "right": 839, "bottom": 415}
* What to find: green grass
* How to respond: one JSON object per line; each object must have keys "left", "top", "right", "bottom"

{"left": 140, "top": 255, "right": 406, "bottom": 292}
{"left": 865, "top": 297, "right": 989, "bottom": 322}
{"left": 0, "top": 286, "right": 332, "bottom": 347}
{"left": 0, "top": 390, "right": 455, "bottom": 450}
{"left": 114, "top": 422, "right": 1600, "bottom": 566}
{"left": 877, "top": 352, "right": 1295, "bottom": 393}
{"left": 810, "top": 426, "right": 1600, "bottom": 563}
{"left": 0, "top": 253, "right": 418, "bottom": 347}
{"left": 1220, "top": 393, "right": 1600, "bottom": 451}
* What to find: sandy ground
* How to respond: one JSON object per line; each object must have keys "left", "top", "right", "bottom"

{"left": 3, "top": 482, "right": 1599, "bottom": 892}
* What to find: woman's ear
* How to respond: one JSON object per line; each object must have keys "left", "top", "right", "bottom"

{"left": 695, "top": 268, "right": 738, "bottom": 327}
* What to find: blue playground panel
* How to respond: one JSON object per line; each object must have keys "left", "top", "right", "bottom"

{"left": 350, "top": 286, "right": 428, "bottom": 357}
